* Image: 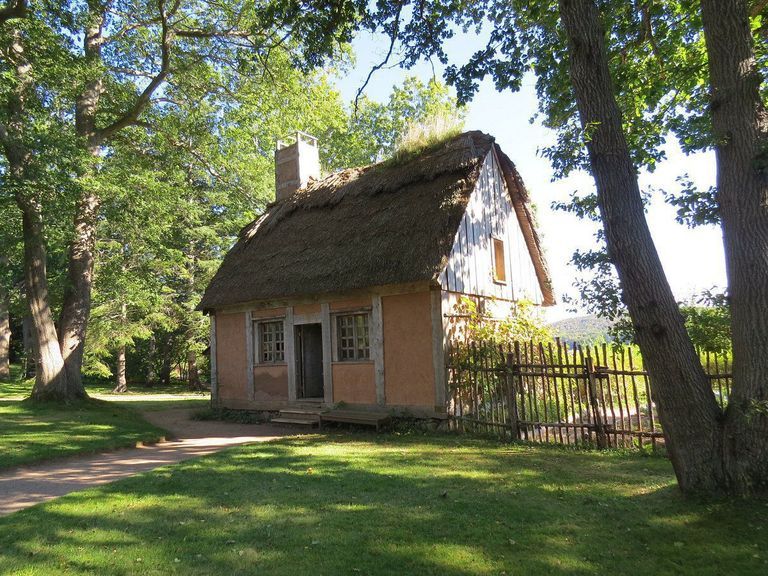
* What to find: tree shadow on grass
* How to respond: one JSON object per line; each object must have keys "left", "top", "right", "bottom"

{"left": 0, "top": 399, "right": 165, "bottom": 470}
{"left": 0, "top": 435, "right": 765, "bottom": 575}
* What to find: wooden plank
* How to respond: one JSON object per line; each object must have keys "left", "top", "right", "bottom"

{"left": 586, "top": 355, "right": 608, "bottom": 448}
{"left": 321, "top": 303, "right": 333, "bottom": 406}
{"left": 293, "top": 312, "right": 322, "bottom": 325}
{"left": 208, "top": 281, "right": 432, "bottom": 314}
{"left": 320, "top": 410, "right": 391, "bottom": 431}
{"left": 285, "top": 307, "right": 297, "bottom": 402}
{"left": 371, "top": 295, "right": 385, "bottom": 406}
{"left": 505, "top": 350, "right": 520, "bottom": 440}
{"left": 430, "top": 289, "right": 447, "bottom": 411}
{"left": 245, "top": 311, "right": 255, "bottom": 401}
{"left": 536, "top": 342, "right": 548, "bottom": 442}
{"left": 210, "top": 314, "right": 218, "bottom": 408}
{"left": 548, "top": 342, "right": 564, "bottom": 444}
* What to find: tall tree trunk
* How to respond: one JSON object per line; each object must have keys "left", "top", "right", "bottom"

{"left": 58, "top": 6, "right": 105, "bottom": 395}
{"left": 558, "top": 0, "right": 725, "bottom": 493}
{"left": 58, "top": 190, "right": 99, "bottom": 395}
{"left": 187, "top": 349, "right": 201, "bottom": 390}
{"left": 113, "top": 345, "right": 128, "bottom": 393}
{"left": 184, "top": 240, "right": 202, "bottom": 390}
{"left": 160, "top": 353, "right": 172, "bottom": 387}
{"left": 23, "top": 204, "right": 73, "bottom": 400}
{"left": 146, "top": 334, "right": 158, "bottom": 386}
{"left": 0, "top": 284, "right": 10, "bottom": 381}
{"left": 2, "top": 26, "right": 73, "bottom": 398}
{"left": 700, "top": 0, "right": 768, "bottom": 494}
{"left": 112, "top": 301, "right": 128, "bottom": 393}
{"left": 22, "top": 315, "right": 35, "bottom": 379}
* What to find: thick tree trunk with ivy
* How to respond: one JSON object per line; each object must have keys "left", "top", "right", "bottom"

{"left": 558, "top": 0, "right": 728, "bottom": 493}
{"left": 0, "top": 284, "right": 10, "bottom": 381}
{"left": 700, "top": 0, "right": 768, "bottom": 494}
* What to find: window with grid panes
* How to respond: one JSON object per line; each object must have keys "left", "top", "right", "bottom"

{"left": 336, "top": 313, "right": 370, "bottom": 361}
{"left": 258, "top": 320, "right": 284, "bottom": 363}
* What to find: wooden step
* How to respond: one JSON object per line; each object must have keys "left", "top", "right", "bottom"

{"left": 270, "top": 417, "right": 319, "bottom": 427}
{"left": 279, "top": 409, "right": 323, "bottom": 420}
{"left": 320, "top": 410, "right": 390, "bottom": 431}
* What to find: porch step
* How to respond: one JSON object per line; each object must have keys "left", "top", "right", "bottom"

{"left": 270, "top": 417, "right": 319, "bottom": 428}
{"left": 279, "top": 409, "right": 323, "bottom": 420}
{"left": 320, "top": 410, "right": 391, "bottom": 431}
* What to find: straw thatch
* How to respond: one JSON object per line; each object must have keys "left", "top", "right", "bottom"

{"left": 199, "top": 131, "right": 554, "bottom": 311}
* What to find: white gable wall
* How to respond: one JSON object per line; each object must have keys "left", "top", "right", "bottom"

{"left": 439, "top": 150, "right": 541, "bottom": 305}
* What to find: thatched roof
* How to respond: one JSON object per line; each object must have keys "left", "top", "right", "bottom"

{"left": 199, "top": 131, "right": 555, "bottom": 311}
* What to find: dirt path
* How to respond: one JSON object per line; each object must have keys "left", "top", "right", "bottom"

{"left": 0, "top": 408, "right": 299, "bottom": 516}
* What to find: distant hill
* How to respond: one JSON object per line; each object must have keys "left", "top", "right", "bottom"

{"left": 549, "top": 315, "right": 614, "bottom": 345}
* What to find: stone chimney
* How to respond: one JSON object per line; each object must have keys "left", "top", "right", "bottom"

{"left": 275, "top": 131, "right": 321, "bottom": 200}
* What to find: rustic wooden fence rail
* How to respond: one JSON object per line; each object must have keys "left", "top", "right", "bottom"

{"left": 446, "top": 340, "right": 732, "bottom": 450}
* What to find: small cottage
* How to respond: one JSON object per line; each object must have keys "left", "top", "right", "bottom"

{"left": 198, "top": 130, "right": 554, "bottom": 416}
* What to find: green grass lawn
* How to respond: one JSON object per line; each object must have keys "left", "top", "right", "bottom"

{"left": 0, "top": 364, "right": 210, "bottom": 399}
{"left": 0, "top": 399, "right": 168, "bottom": 470}
{"left": 0, "top": 435, "right": 765, "bottom": 575}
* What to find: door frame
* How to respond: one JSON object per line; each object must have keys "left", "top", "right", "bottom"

{"left": 295, "top": 322, "right": 324, "bottom": 399}
{"left": 288, "top": 307, "right": 333, "bottom": 405}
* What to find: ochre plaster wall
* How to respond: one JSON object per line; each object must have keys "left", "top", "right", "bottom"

{"left": 382, "top": 291, "right": 435, "bottom": 408}
{"left": 253, "top": 365, "right": 289, "bottom": 400}
{"left": 251, "top": 307, "right": 288, "bottom": 400}
{"left": 252, "top": 307, "right": 286, "bottom": 319}
{"left": 215, "top": 311, "right": 248, "bottom": 401}
{"left": 330, "top": 296, "right": 372, "bottom": 311}
{"left": 332, "top": 363, "right": 376, "bottom": 404}
{"left": 293, "top": 303, "right": 321, "bottom": 317}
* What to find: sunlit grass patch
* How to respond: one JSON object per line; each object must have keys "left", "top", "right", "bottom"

{"left": 0, "top": 399, "right": 166, "bottom": 469}
{"left": 0, "top": 434, "right": 765, "bottom": 575}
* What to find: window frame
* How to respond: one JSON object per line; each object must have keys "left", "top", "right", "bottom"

{"left": 334, "top": 312, "right": 372, "bottom": 362}
{"left": 491, "top": 236, "right": 507, "bottom": 285}
{"left": 255, "top": 319, "right": 286, "bottom": 365}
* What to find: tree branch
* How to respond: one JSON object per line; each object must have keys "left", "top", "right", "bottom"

{"left": 354, "top": 2, "right": 403, "bottom": 116}
{"left": 750, "top": 0, "right": 768, "bottom": 17}
{"left": 0, "top": 0, "right": 27, "bottom": 25}
{"left": 175, "top": 28, "right": 252, "bottom": 39}
{"left": 98, "top": 0, "right": 173, "bottom": 141}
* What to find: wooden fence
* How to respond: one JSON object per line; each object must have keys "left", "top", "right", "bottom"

{"left": 445, "top": 340, "right": 732, "bottom": 450}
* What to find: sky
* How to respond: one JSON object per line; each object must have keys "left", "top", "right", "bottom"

{"left": 334, "top": 30, "right": 727, "bottom": 321}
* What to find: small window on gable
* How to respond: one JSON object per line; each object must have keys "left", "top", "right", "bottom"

{"left": 336, "top": 313, "right": 370, "bottom": 361}
{"left": 492, "top": 237, "right": 507, "bottom": 284}
{"left": 257, "top": 320, "right": 285, "bottom": 364}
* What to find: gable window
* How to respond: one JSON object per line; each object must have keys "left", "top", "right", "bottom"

{"left": 492, "top": 237, "right": 507, "bottom": 284}
{"left": 336, "top": 313, "right": 370, "bottom": 361}
{"left": 257, "top": 320, "right": 285, "bottom": 363}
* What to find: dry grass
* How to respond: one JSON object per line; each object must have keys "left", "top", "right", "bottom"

{"left": 390, "top": 112, "right": 465, "bottom": 164}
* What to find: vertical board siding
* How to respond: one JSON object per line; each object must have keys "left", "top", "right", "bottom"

{"left": 210, "top": 315, "right": 218, "bottom": 407}
{"left": 440, "top": 151, "right": 541, "bottom": 304}
{"left": 371, "top": 295, "right": 386, "bottom": 405}
{"left": 285, "top": 307, "right": 297, "bottom": 402}
{"left": 245, "top": 311, "right": 255, "bottom": 400}
{"left": 321, "top": 303, "right": 333, "bottom": 405}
